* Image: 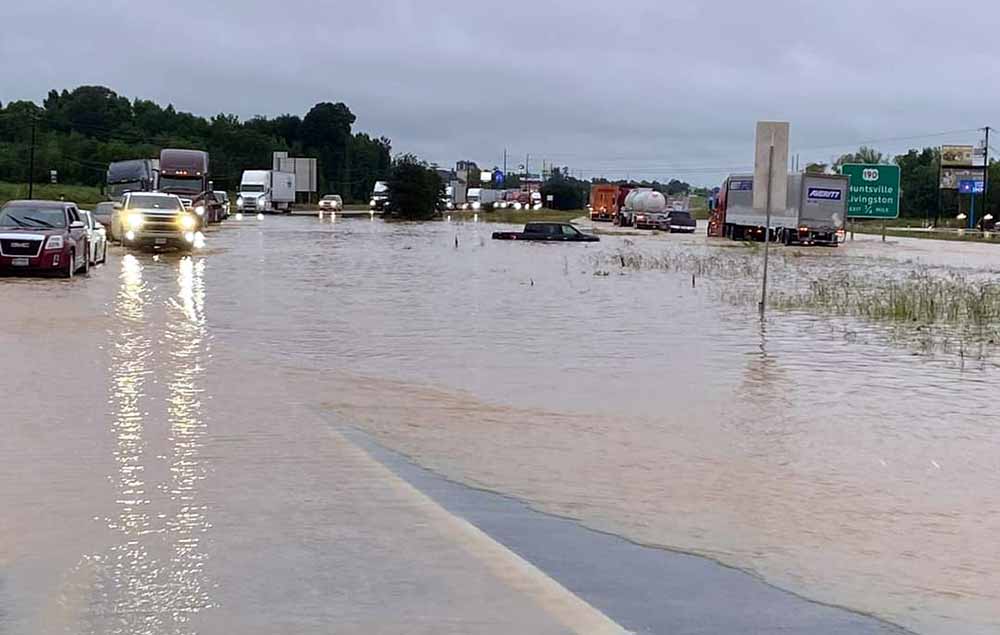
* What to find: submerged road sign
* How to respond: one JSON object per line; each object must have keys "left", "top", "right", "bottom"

{"left": 840, "top": 163, "right": 900, "bottom": 219}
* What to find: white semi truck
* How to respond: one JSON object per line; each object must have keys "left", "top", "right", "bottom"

{"left": 237, "top": 170, "right": 296, "bottom": 213}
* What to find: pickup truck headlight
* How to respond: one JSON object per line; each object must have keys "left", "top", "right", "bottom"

{"left": 178, "top": 214, "right": 197, "bottom": 231}
{"left": 127, "top": 213, "right": 145, "bottom": 230}
{"left": 194, "top": 205, "right": 206, "bottom": 217}
{"left": 45, "top": 235, "right": 64, "bottom": 250}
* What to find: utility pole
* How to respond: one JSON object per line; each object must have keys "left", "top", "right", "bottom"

{"left": 935, "top": 145, "right": 942, "bottom": 226}
{"left": 27, "top": 115, "right": 37, "bottom": 200}
{"left": 503, "top": 148, "right": 507, "bottom": 180}
{"left": 983, "top": 126, "right": 990, "bottom": 223}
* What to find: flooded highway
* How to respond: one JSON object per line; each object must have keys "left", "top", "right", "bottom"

{"left": 2, "top": 215, "right": 998, "bottom": 634}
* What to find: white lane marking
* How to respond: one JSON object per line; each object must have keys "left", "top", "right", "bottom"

{"left": 335, "top": 432, "right": 630, "bottom": 635}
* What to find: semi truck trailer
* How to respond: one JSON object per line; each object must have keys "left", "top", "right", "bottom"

{"left": 237, "top": 170, "right": 296, "bottom": 213}
{"left": 709, "top": 173, "right": 848, "bottom": 246}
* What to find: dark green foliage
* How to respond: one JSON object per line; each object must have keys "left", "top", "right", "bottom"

{"left": 541, "top": 172, "right": 587, "bottom": 210}
{"left": 0, "top": 85, "right": 391, "bottom": 201}
{"left": 386, "top": 155, "right": 443, "bottom": 220}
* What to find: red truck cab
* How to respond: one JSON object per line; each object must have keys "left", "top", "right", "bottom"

{"left": 0, "top": 200, "right": 90, "bottom": 277}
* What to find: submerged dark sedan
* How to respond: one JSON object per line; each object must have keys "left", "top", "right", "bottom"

{"left": 0, "top": 200, "right": 90, "bottom": 277}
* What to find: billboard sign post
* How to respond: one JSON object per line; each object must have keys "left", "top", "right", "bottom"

{"left": 753, "top": 121, "right": 790, "bottom": 318}
{"left": 840, "top": 163, "right": 900, "bottom": 219}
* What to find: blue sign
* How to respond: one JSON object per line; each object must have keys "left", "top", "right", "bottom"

{"left": 807, "top": 187, "right": 842, "bottom": 201}
{"left": 494, "top": 170, "right": 505, "bottom": 186}
{"left": 959, "top": 179, "right": 984, "bottom": 194}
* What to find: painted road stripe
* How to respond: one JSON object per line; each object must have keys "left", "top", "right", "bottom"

{"left": 333, "top": 430, "right": 630, "bottom": 635}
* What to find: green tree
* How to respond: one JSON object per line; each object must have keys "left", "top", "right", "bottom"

{"left": 386, "top": 154, "right": 442, "bottom": 220}
{"left": 894, "top": 148, "right": 939, "bottom": 220}
{"left": 834, "top": 145, "right": 886, "bottom": 169}
{"left": 300, "top": 102, "right": 355, "bottom": 195}
{"left": 541, "top": 172, "right": 587, "bottom": 210}
{"left": 805, "top": 162, "right": 828, "bottom": 173}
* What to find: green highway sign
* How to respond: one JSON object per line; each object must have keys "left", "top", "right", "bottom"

{"left": 840, "top": 163, "right": 900, "bottom": 219}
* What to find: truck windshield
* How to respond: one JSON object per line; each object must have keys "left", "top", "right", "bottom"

{"left": 107, "top": 181, "right": 142, "bottom": 198}
{"left": 159, "top": 176, "right": 203, "bottom": 192}
{"left": 240, "top": 185, "right": 265, "bottom": 193}
{"left": 0, "top": 207, "right": 67, "bottom": 228}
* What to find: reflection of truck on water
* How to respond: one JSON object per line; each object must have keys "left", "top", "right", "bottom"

{"left": 708, "top": 173, "right": 848, "bottom": 246}
{"left": 105, "top": 159, "right": 159, "bottom": 199}
{"left": 370, "top": 181, "right": 389, "bottom": 211}
{"left": 237, "top": 170, "right": 296, "bottom": 214}
{"left": 158, "top": 149, "right": 224, "bottom": 225}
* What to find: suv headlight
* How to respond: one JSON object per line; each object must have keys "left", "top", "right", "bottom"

{"left": 194, "top": 205, "right": 206, "bottom": 217}
{"left": 45, "top": 235, "right": 64, "bottom": 250}
{"left": 179, "top": 214, "right": 197, "bottom": 231}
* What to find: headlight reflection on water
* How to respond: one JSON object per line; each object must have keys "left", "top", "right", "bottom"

{"left": 70, "top": 252, "right": 216, "bottom": 633}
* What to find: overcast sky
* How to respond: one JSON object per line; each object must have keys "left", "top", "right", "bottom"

{"left": 1, "top": 0, "right": 994, "bottom": 185}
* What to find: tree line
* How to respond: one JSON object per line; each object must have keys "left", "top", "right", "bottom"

{"left": 0, "top": 85, "right": 391, "bottom": 202}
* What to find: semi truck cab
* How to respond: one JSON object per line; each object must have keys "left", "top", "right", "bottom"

{"left": 158, "top": 149, "right": 222, "bottom": 225}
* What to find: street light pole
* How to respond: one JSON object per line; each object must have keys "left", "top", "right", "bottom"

{"left": 983, "top": 126, "right": 990, "bottom": 224}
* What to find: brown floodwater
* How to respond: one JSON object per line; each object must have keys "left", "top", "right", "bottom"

{"left": 1, "top": 215, "right": 998, "bottom": 634}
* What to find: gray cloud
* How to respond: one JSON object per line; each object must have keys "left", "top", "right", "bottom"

{"left": 2, "top": 0, "right": 994, "bottom": 185}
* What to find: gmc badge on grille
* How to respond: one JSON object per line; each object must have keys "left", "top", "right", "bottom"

{"left": 11, "top": 242, "right": 30, "bottom": 248}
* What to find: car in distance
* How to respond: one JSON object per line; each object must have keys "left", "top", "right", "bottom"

{"left": 0, "top": 200, "right": 90, "bottom": 277}
{"left": 117, "top": 192, "right": 200, "bottom": 251}
{"left": 492, "top": 222, "right": 600, "bottom": 242}
{"left": 319, "top": 194, "right": 343, "bottom": 211}
{"left": 93, "top": 201, "right": 117, "bottom": 234}
{"left": 214, "top": 191, "right": 231, "bottom": 218}
{"left": 81, "top": 209, "right": 108, "bottom": 265}
{"left": 656, "top": 210, "right": 697, "bottom": 233}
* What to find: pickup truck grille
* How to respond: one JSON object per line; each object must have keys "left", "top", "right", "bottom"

{"left": 0, "top": 238, "right": 43, "bottom": 257}
{"left": 140, "top": 214, "right": 181, "bottom": 231}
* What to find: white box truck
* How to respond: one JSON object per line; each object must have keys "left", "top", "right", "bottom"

{"left": 237, "top": 170, "right": 296, "bottom": 213}
{"left": 716, "top": 172, "right": 848, "bottom": 246}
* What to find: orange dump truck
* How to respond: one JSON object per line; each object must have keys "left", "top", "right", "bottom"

{"left": 589, "top": 184, "right": 620, "bottom": 221}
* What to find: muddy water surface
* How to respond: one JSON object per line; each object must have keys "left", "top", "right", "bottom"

{"left": 2, "top": 216, "right": 998, "bottom": 634}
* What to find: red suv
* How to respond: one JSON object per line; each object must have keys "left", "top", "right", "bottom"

{"left": 0, "top": 200, "right": 90, "bottom": 277}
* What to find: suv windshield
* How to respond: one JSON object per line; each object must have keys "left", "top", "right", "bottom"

{"left": 0, "top": 207, "right": 67, "bottom": 228}
{"left": 126, "top": 195, "right": 182, "bottom": 211}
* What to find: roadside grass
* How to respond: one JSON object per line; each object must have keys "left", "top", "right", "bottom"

{"left": 0, "top": 181, "right": 106, "bottom": 207}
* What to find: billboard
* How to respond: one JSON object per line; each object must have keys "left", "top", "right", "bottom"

{"left": 941, "top": 145, "right": 975, "bottom": 167}
{"left": 941, "top": 166, "right": 985, "bottom": 190}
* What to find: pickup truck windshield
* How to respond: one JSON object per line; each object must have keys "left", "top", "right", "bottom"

{"left": 127, "top": 195, "right": 182, "bottom": 211}
{"left": 0, "top": 207, "right": 67, "bottom": 228}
